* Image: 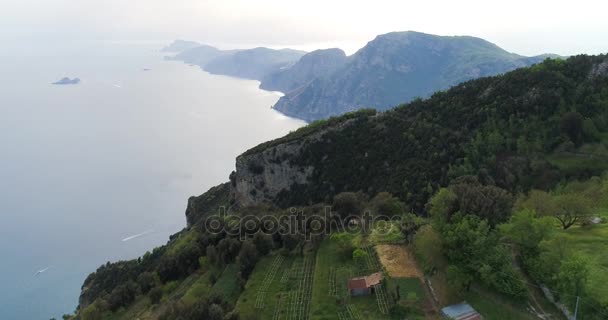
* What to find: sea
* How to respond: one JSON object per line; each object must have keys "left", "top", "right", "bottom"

{"left": 0, "top": 40, "right": 305, "bottom": 319}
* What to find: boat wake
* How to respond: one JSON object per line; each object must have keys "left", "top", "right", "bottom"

{"left": 121, "top": 229, "right": 154, "bottom": 242}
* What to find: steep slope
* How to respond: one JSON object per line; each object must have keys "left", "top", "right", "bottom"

{"left": 204, "top": 47, "right": 306, "bottom": 80}
{"left": 274, "top": 31, "right": 557, "bottom": 121}
{"left": 236, "top": 55, "right": 608, "bottom": 210}
{"left": 259, "top": 48, "right": 348, "bottom": 92}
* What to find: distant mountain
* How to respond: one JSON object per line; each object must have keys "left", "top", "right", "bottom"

{"left": 167, "top": 44, "right": 236, "bottom": 66}
{"left": 52, "top": 77, "right": 80, "bottom": 85}
{"left": 273, "top": 31, "right": 559, "bottom": 121}
{"left": 259, "top": 48, "right": 348, "bottom": 92}
{"left": 161, "top": 40, "right": 201, "bottom": 52}
{"left": 204, "top": 47, "right": 306, "bottom": 80}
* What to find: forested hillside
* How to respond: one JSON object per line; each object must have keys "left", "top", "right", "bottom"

{"left": 70, "top": 55, "right": 608, "bottom": 320}
{"left": 240, "top": 54, "right": 608, "bottom": 211}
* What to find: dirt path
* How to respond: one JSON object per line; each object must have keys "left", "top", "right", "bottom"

{"left": 510, "top": 250, "right": 564, "bottom": 320}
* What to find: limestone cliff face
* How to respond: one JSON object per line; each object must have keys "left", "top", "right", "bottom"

{"left": 231, "top": 118, "right": 357, "bottom": 207}
{"left": 232, "top": 140, "right": 314, "bottom": 207}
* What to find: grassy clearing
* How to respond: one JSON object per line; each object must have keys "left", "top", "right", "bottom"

{"left": 557, "top": 221, "right": 608, "bottom": 303}
{"left": 546, "top": 142, "right": 608, "bottom": 175}
{"left": 465, "top": 287, "right": 538, "bottom": 320}
{"left": 390, "top": 278, "right": 425, "bottom": 302}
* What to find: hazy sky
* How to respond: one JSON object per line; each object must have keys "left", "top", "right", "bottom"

{"left": 2, "top": 0, "right": 607, "bottom": 55}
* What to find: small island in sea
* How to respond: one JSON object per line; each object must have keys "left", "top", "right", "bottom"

{"left": 52, "top": 77, "right": 80, "bottom": 85}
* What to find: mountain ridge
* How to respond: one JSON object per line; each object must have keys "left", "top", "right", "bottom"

{"left": 166, "top": 31, "right": 561, "bottom": 122}
{"left": 273, "top": 31, "right": 561, "bottom": 121}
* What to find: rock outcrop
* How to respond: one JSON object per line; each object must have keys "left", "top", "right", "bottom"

{"left": 231, "top": 117, "right": 358, "bottom": 207}
{"left": 590, "top": 59, "right": 608, "bottom": 78}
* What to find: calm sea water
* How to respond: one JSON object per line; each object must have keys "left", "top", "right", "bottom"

{"left": 0, "top": 41, "right": 304, "bottom": 319}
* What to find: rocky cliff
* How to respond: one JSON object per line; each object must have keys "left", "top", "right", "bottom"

{"left": 230, "top": 115, "right": 361, "bottom": 207}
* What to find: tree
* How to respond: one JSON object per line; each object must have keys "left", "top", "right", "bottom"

{"left": 427, "top": 188, "right": 458, "bottom": 231}
{"left": 148, "top": 286, "right": 163, "bottom": 305}
{"left": 500, "top": 210, "right": 553, "bottom": 252}
{"left": 237, "top": 241, "right": 259, "bottom": 279}
{"left": 206, "top": 245, "right": 219, "bottom": 266}
{"left": 413, "top": 225, "right": 443, "bottom": 273}
{"left": 370, "top": 192, "right": 405, "bottom": 216}
{"left": 556, "top": 254, "right": 589, "bottom": 303}
{"left": 352, "top": 248, "right": 369, "bottom": 271}
{"left": 217, "top": 237, "right": 241, "bottom": 264}
{"left": 333, "top": 192, "right": 364, "bottom": 218}
{"left": 451, "top": 182, "right": 514, "bottom": 226}
{"left": 282, "top": 233, "right": 301, "bottom": 251}
{"left": 330, "top": 232, "right": 354, "bottom": 256}
{"left": 81, "top": 302, "right": 104, "bottom": 320}
{"left": 553, "top": 194, "right": 592, "bottom": 229}
{"left": 137, "top": 272, "right": 158, "bottom": 294}
{"left": 253, "top": 231, "right": 273, "bottom": 256}
{"left": 520, "top": 190, "right": 593, "bottom": 229}
{"left": 517, "top": 190, "right": 556, "bottom": 216}
{"left": 107, "top": 280, "right": 139, "bottom": 311}
{"left": 442, "top": 214, "right": 526, "bottom": 298}
{"left": 401, "top": 212, "right": 425, "bottom": 243}
{"left": 446, "top": 265, "right": 472, "bottom": 293}
{"left": 561, "top": 112, "right": 584, "bottom": 145}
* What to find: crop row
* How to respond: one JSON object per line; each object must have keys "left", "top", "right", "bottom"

{"left": 255, "top": 255, "right": 285, "bottom": 309}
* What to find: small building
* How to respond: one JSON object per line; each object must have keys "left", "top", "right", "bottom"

{"left": 347, "top": 272, "right": 383, "bottom": 296}
{"left": 441, "top": 302, "right": 482, "bottom": 320}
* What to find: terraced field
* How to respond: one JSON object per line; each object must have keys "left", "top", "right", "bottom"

{"left": 236, "top": 253, "right": 317, "bottom": 320}
{"left": 309, "top": 240, "right": 396, "bottom": 320}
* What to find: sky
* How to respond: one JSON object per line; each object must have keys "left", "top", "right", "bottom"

{"left": 1, "top": 0, "right": 607, "bottom": 56}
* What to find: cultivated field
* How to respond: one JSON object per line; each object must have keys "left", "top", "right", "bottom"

{"left": 236, "top": 253, "right": 317, "bottom": 320}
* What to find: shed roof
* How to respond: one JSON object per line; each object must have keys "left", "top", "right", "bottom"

{"left": 441, "top": 302, "right": 481, "bottom": 320}
{"left": 347, "top": 278, "right": 368, "bottom": 290}
{"left": 347, "top": 272, "right": 383, "bottom": 290}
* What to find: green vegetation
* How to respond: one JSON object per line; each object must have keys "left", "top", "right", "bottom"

{"left": 273, "top": 55, "right": 608, "bottom": 211}
{"left": 71, "top": 54, "right": 608, "bottom": 320}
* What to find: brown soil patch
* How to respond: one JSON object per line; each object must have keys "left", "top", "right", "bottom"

{"left": 375, "top": 244, "right": 423, "bottom": 278}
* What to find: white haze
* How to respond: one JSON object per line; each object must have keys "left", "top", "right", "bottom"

{"left": 1, "top": 0, "right": 607, "bottom": 56}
